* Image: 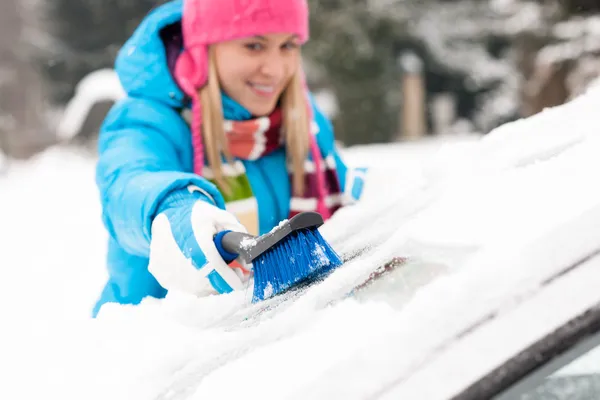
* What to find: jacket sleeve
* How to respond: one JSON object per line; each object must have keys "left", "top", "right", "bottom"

{"left": 309, "top": 95, "right": 368, "bottom": 204}
{"left": 95, "top": 97, "right": 225, "bottom": 257}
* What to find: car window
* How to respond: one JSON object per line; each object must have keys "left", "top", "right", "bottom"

{"left": 496, "top": 330, "right": 600, "bottom": 400}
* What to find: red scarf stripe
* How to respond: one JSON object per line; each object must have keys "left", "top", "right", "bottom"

{"left": 294, "top": 169, "right": 341, "bottom": 199}
{"left": 324, "top": 169, "right": 342, "bottom": 193}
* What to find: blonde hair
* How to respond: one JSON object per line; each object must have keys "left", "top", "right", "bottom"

{"left": 199, "top": 47, "right": 310, "bottom": 197}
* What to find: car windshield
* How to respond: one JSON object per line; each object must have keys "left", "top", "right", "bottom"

{"left": 503, "top": 334, "right": 600, "bottom": 400}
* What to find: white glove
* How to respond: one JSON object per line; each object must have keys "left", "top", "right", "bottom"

{"left": 148, "top": 193, "right": 251, "bottom": 297}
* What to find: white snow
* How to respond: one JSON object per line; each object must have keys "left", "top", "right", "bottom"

{"left": 239, "top": 236, "right": 257, "bottom": 249}
{"left": 311, "top": 243, "right": 329, "bottom": 267}
{"left": 2, "top": 82, "right": 600, "bottom": 399}
{"left": 537, "top": 16, "right": 600, "bottom": 65}
{"left": 262, "top": 282, "right": 274, "bottom": 299}
{"left": 383, "top": 245, "right": 600, "bottom": 399}
{"left": 557, "top": 344, "right": 600, "bottom": 376}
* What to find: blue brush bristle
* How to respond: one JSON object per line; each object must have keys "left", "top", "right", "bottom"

{"left": 252, "top": 227, "right": 342, "bottom": 302}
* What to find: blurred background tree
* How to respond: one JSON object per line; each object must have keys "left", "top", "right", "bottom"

{"left": 304, "top": 0, "right": 403, "bottom": 146}
{"left": 305, "top": 0, "right": 600, "bottom": 146}
{"left": 35, "top": 0, "right": 168, "bottom": 106}
{"left": 0, "top": 0, "right": 48, "bottom": 158}
{"left": 303, "top": 0, "right": 528, "bottom": 146}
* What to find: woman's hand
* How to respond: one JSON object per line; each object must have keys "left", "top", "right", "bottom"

{"left": 148, "top": 189, "right": 250, "bottom": 297}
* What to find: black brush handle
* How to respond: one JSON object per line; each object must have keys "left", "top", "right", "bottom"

{"left": 214, "top": 231, "right": 256, "bottom": 263}
{"left": 214, "top": 212, "right": 325, "bottom": 264}
{"left": 288, "top": 211, "right": 324, "bottom": 231}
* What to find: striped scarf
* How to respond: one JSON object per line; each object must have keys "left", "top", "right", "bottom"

{"left": 198, "top": 108, "right": 343, "bottom": 236}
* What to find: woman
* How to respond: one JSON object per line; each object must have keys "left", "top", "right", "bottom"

{"left": 92, "top": 0, "right": 366, "bottom": 317}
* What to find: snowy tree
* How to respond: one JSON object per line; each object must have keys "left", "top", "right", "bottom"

{"left": 557, "top": 0, "right": 600, "bottom": 15}
{"left": 304, "top": 0, "right": 527, "bottom": 145}
{"left": 305, "top": 0, "right": 599, "bottom": 144}
{"left": 537, "top": 2, "right": 600, "bottom": 89}
{"left": 305, "top": 0, "right": 404, "bottom": 146}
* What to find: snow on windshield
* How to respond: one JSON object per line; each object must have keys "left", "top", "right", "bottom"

{"left": 2, "top": 83, "right": 600, "bottom": 399}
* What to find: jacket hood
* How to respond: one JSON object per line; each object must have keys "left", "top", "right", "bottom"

{"left": 115, "top": 0, "right": 186, "bottom": 108}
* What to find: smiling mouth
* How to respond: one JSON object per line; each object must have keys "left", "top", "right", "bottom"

{"left": 248, "top": 82, "right": 277, "bottom": 98}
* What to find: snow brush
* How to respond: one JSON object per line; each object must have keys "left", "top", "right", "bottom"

{"left": 213, "top": 211, "right": 342, "bottom": 302}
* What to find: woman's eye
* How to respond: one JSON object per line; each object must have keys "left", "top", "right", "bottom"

{"left": 282, "top": 42, "right": 299, "bottom": 50}
{"left": 245, "top": 43, "right": 263, "bottom": 51}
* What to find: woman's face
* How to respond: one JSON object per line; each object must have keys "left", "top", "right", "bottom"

{"left": 214, "top": 33, "right": 301, "bottom": 117}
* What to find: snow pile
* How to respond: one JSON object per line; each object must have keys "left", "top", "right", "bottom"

{"left": 1, "top": 83, "right": 600, "bottom": 399}
{"left": 56, "top": 69, "right": 125, "bottom": 140}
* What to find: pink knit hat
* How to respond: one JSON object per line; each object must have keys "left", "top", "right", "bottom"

{"left": 174, "top": 0, "right": 331, "bottom": 218}
{"left": 175, "top": 0, "right": 309, "bottom": 97}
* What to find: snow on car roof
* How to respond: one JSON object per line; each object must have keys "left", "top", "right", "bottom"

{"left": 1, "top": 82, "right": 600, "bottom": 400}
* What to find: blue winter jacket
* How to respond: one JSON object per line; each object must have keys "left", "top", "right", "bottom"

{"left": 92, "top": 0, "right": 363, "bottom": 317}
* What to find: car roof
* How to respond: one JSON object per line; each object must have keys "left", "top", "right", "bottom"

{"left": 289, "top": 202, "right": 600, "bottom": 400}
